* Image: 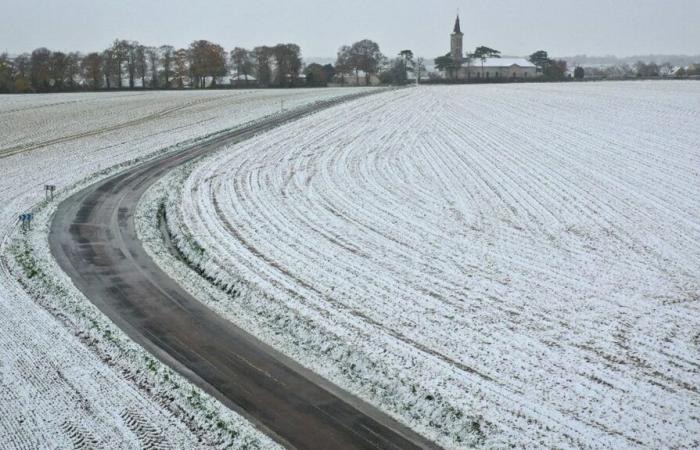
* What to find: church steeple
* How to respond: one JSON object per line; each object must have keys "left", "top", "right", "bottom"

{"left": 451, "top": 15, "right": 464, "bottom": 63}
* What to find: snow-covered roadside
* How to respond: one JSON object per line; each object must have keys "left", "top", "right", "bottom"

{"left": 3, "top": 152, "right": 281, "bottom": 449}
{"left": 136, "top": 122, "right": 488, "bottom": 450}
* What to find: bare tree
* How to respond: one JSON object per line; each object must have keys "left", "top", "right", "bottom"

{"left": 82, "top": 52, "right": 103, "bottom": 89}
{"left": 101, "top": 49, "right": 115, "bottom": 89}
{"left": 189, "top": 40, "right": 227, "bottom": 88}
{"left": 49, "top": 51, "right": 68, "bottom": 90}
{"left": 12, "top": 54, "right": 30, "bottom": 92}
{"left": 415, "top": 57, "right": 426, "bottom": 83}
{"left": 110, "top": 40, "right": 129, "bottom": 88}
{"left": 399, "top": 49, "right": 414, "bottom": 82}
{"left": 173, "top": 48, "right": 189, "bottom": 88}
{"left": 123, "top": 41, "right": 141, "bottom": 88}
{"left": 14, "top": 54, "right": 30, "bottom": 79}
{"left": 136, "top": 44, "right": 148, "bottom": 88}
{"left": 65, "top": 52, "right": 81, "bottom": 88}
{"left": 254, "top": 46, "right": 273, "bottom": 87}
{"left": 30, "top": 48, "right": 52, "bottom": 91}
{"left": 145, "top": 47, "right": 159, "bottom": 88}
{"left": 335, "top": 45, "right": 352, "bottom": 85}
{"left": 0, "top": 53, "right": 15, "bottom": 92}
{"left": 272, "top": 43, "right": 302, "bottom": 86}
{"left": 351, "top": 40, "right": 383, "bottom": 85}
{"left": 160, "top": 45, "right": 175, "bottom": 88}
{"left": 231, "top": 47, "right": 254, "bottom": 85}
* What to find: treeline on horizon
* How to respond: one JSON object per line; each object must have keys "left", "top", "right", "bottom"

{"left": 0, "top": 40, "right": 308, "bottom": 93}
{"left": 2, "top": 38, "right": 698, "bottom": 94}
{"left": 564, "top": 54, "right": 700, "bottom": 67}
{"left": 0, "top": 38, "right": 428, "bottom": 93}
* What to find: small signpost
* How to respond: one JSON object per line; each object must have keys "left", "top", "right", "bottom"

{"left": 45, "top": 184, "right": 56, "bottom": 201}
{"left": 19, "top": 213, "right": 34, "bottom": 231}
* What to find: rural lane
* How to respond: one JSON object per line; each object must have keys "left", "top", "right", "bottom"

{"left": 49, "top": 92, "right": 438, "bottom": 450}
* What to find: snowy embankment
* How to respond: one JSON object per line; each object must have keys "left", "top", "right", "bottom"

{"left": 0, "top": 88, "right": 370, "bottom": 448}
{"left": 152, "top": 82, "right": 700, "bottom": 449}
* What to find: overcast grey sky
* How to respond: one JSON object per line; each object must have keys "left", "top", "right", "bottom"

{"left": 1, "top": 0, "right": 698, "bottom": 57}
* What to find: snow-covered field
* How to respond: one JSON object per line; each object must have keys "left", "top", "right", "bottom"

{"left": 160, "top": 82, "right": 700, "bottom": 448}
{"left": 0, "top": 88, "right": 370, "bottom": 448}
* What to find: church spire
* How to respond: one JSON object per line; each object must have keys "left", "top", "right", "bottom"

{"left": 450, "top": 14, "right": 464, "bottom": 63}
{"left": 453, "top": 15, "right": 462, "bottom": 34}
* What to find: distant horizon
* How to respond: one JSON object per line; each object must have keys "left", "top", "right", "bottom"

{"left": 4, "top": 51, "right": 699, "bottom": 63}
{"left": 1, "top": 0, "right": 699, "bottom": 59}
{"left": 304, "top": 53, "right": 700, "bottom": 61}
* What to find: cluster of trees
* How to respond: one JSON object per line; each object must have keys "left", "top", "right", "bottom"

{"left": 335, "top": 40, "right": 384, "bottom": 85}
{"left": 333, "top": 40, "right": 424, "bottom": 86}
{"left": 634, "top": 61, "right": 663, "bottom": 77}
{"left": 637, "top": 61, "right": 700, "bottom": 77}
{"left": 2, "top": 37, "right": 435, "bottom": 93}
{"left": 0, "top": 39, "right": 309, "bottom": 93}
{"left": 1, "top": 49, "right": 84, "bottom": 92}
{"left": 631, "top": 61, "right": 700, "bottom": 77}
{"left": 568, "top": 61, "right": 700, "bottom": 79}
{"left": 378, "top": 50, "right": 426, "bottom": 85}
{"left": 303, "top": 63, "right": 336, "bottom": 86}
{"left": 528, "top": 51, "right": 568, "bottom": 80}
{"left": 226, "top": 44, "right": 305, "bottom": 87}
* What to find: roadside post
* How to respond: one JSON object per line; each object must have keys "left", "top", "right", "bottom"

{"left": 19, "top": 213, "right": 33, "bottom": 231}
{"left": 45, "top": 184, "right": 56, "bottom": 201}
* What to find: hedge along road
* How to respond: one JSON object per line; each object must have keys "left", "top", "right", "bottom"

{"left": 49, "top": 90, "right": 439, "bottom": 450}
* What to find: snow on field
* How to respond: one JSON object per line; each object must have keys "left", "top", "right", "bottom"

{"left": 0, "top": 88, "right": 369, "bottom": 448}
{"left": 163, "top": 82, "right": 700, "bottom": 448}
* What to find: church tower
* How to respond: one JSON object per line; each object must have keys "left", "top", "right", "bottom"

{"left": 450, "top": 15, "right": 464, "bottom": 63}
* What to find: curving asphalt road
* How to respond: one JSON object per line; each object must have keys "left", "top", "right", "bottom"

{"left": 49, "top": 92, "right": 439, "bottom": 450}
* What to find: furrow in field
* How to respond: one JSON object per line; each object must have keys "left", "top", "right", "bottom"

{"left": 170, "top": 83, "right": 700, "bottom": 449}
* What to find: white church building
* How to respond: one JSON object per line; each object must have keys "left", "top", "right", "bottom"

{"left": 447, "top": 16, "right": 538, "bottom": 81}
